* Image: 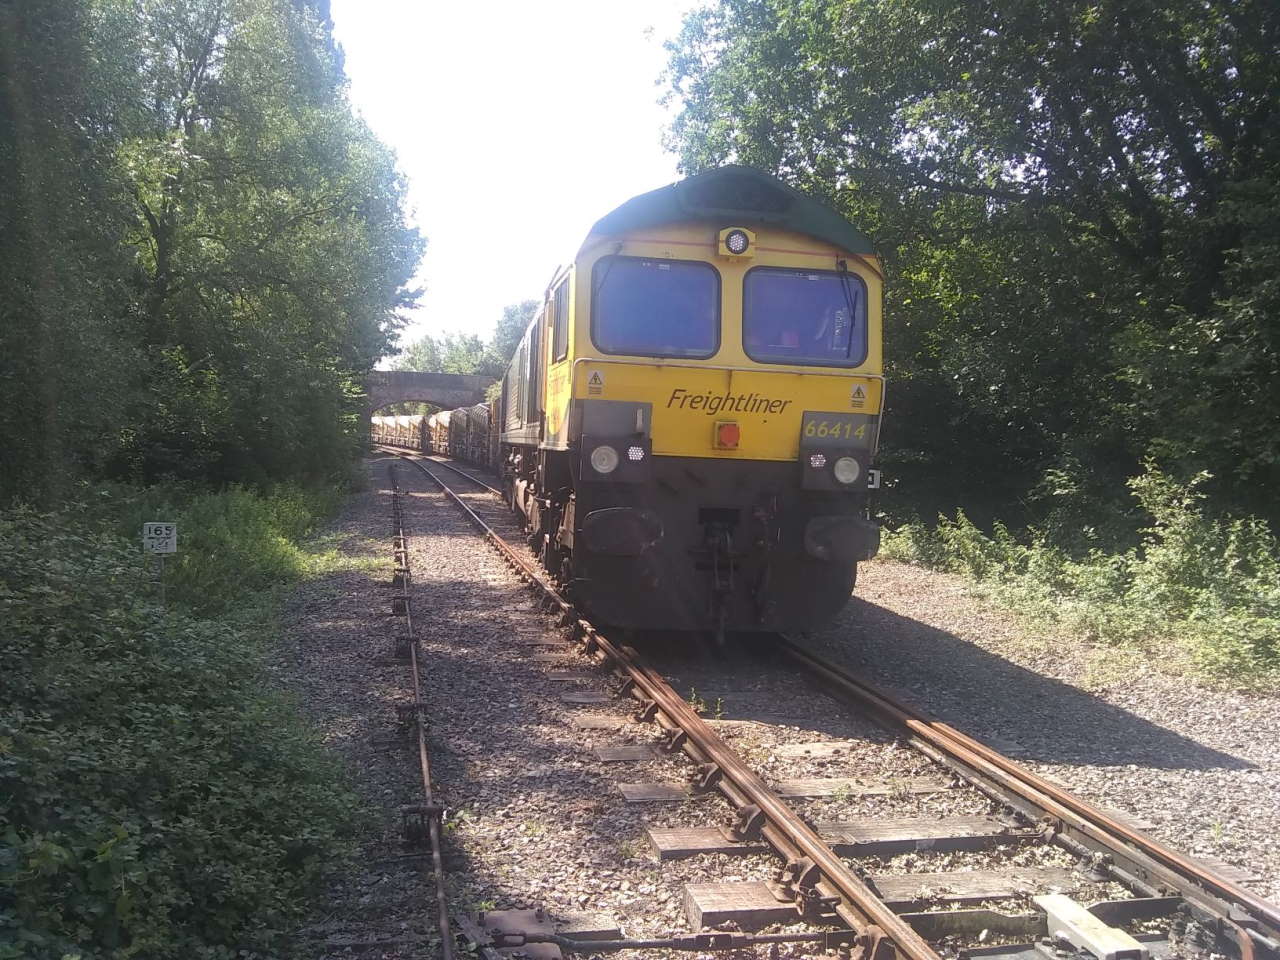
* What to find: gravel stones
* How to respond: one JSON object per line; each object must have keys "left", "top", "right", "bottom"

{"left": 814, "top": 559, "right": 1280, "bottom": 900}
{"left": 272, "top": 457, "right": 436, "bottom": 958}
{"left": 276, "top": 456, "right": 1277, "bottom": 958}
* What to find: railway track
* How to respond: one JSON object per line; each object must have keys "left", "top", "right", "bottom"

{"left": 379, "top": 447, "right": 1278, "bottom": 960}
{"left": 387, "top": 467, "right": 455, "bottom": 960}
{"left": 418, "top": 453, "right": 502, "bottom": 497}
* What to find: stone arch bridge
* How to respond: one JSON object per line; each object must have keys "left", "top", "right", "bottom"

{"left": 365, "top": 371, "right": 494, "bottom": 417}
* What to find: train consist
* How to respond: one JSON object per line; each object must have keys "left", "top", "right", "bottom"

{"left": 370, "top": 406, "right": 497, "bottom": 466}
{"left": 375, "top": 165, "right": 884, "bottom": 640}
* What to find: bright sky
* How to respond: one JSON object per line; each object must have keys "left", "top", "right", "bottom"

{"left": 330, "top": 0, "right": 700, "bottom": 357}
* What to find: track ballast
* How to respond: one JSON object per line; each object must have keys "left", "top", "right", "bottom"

{"left": 381, "top": 447, "right": 1279, "bottom": 960}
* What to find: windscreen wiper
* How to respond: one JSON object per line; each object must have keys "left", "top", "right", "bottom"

{"left": 593, "top": 242, "right": 625, "bottom": 297}
{"left": 836, "top": 259, "right": 860, "bottom": 358}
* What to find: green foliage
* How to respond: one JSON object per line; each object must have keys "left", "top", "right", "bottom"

{"left": 91, "top": 482, "right": 345, "bottom": 615}
{"left": 664, "top": 0, "right": 1280, "bottom": 528}
{"left": 393, "top": 331, "right": 486, "bottom": 377}
{"left": 166, "top": 485, "right": 336, "bottom": 614}
{"left": 881, "top": 467, "right": 1280, "bottom": 682}
{"left": 0, "top": 0, "right": 140, "bottom": 504}
{"left": 0, "top": 489, "right": 359, "bottom": 958}
{"left": 393, "top": 299, "right": 539, "bottom": 379}
{"left": 667, "top": 0, "right": 1280, "bottom": 681}
{"left": 0, "top": 0, "right": 423, "bottom": 501}
{"left": 484, "top": 300, "right": 540, "bottom": 374}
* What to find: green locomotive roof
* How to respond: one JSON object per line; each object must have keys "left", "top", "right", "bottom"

{"left": 587, "top": 165, "right": 875, "bottom": 255}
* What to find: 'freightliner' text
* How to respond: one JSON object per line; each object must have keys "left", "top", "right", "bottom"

{"left": 666, "top": 388, "right": 791, "bottom": 416}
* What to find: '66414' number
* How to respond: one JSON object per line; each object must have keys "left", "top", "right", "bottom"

{"left": 799, "top": 412, "right": 879, "bottom": 450}
{"left": 805, "top": 420, "right": 868, "bottom": 440}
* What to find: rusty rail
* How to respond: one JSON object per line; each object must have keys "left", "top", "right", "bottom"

{"left": 388, "top": 468, "right": 456, "bottom": 960}
{"left": 389, "top": 449, "right": 1276, "bottom": 960}
{"left": 779, "top": 637, "right": 1280, "bottom": 958}
{"left": 421, "top": 454, "right": 503, "bottom": 497}
{"left": 393, "top": 451, "right": 941, "bottom": 960}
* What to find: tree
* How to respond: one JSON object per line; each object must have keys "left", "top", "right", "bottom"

{"left": 108, "top": 0, "right": 424, "bottom": 482}
{"left": 481, "top": 298, "right": 538, "bottom": 374}
{"left": 0, "top": 0, "right": 138, "bottom": 503}
{"left": 391, "top": 331, "right": 483, "bottom": 374}
{"left": 392, "top": 335, "right": 444, "bottom": 374}
{"left": 392, "top": 298, "right": 539, "bottom": 379}
{"left": 665, "top": 0, "right": 1280, "bottom": 531}
{"left": 0, "top": 0, "right": 424, "bottom": 498}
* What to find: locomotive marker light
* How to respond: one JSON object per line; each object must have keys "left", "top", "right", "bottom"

{"left": 590, "top": 444, "right": 620, "bottom": 474}
{"left": 718, "top": 226, "right": 756, "bottom": 259}
{"left": 578, "top": 401, "right": 653, "bottom": 485}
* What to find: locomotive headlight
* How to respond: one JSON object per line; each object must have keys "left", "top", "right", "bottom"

{"left": 590, "top": 444, "right": 620, "bottom": 474}
{"left": 725, "top": 229, "right": 750, "bottom": 255}
{"left": 833, "top": 456, "right": 861, "bottom": 485}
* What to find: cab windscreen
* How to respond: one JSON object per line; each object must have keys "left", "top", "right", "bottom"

{"left": 591, "top": 256, "right": 719, "bottom": 359}
{"left": 743, "top": 266, "right": 867, "bottom": 367}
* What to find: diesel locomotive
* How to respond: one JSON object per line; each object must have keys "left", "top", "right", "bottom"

{"left": 498, "top": 166, "right": 883, "bottom": 638}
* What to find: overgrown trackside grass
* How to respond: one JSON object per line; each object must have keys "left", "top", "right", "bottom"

{"left": 102, "top": 483, "right": 348, "bottom": 616}
{"left": 881, "top": 468, "right": 1280, "bottom": 684}
{"left": 0, "top": 485, "right": 358, "bottom": 959}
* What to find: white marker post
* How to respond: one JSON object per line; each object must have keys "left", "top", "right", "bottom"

{"left": 142, "top": 522, "right": 177, "bottom": 605}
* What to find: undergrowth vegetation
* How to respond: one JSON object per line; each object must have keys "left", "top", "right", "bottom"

{"left": 99, "top": 483, "right": 349, "bottom": 616}
{"left": 881, "top": 467, "right": 1280, "bottom": 684}
{"left": 0, "top": 483, "right": 360, "bottom": 959}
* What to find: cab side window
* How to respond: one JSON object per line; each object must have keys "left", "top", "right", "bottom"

{"left": 552, "top": 279, "right": 569, "bottom": 362}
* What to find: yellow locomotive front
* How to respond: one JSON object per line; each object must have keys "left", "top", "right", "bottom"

{"left": 501, "top": 166, "right": 883, "bottom": 637}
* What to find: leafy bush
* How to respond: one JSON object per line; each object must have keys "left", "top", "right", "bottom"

{"left": 880, "top": 465, "right": 1280, "bottom": 682}
{"left": 0, "top": 493, "right": 357, "bottom": 958}
{"left": 80, "top": 482, "right": 344, "bottom": 616}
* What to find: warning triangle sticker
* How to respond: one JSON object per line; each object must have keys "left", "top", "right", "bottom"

{"left": 588, "top": 371, "right": 604, "bottom": 386}
{"left": 852, "top": 385, "right": 866, "bottom": 399}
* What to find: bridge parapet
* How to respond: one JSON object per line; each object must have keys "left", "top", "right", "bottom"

{"left": 366, "top": 370, "right": 494, "bottom": 414}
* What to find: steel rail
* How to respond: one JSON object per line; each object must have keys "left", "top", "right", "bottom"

{"left": 584, "top": 638, "right": 937, "bottom": 960}
{"left": 388, "top": 468, "right": 456, "bottom": 960}
{"left": 393, "top": 451, "right": 942, "bottom": 960}
{"left": 422, "top": 454, "right": 503, "bottom": 497}
{"left": 390, "top": 447, "right": 1276, "bottom": 960}
{"left": 511, "top": 929, "right": 858, "bottom": 952}
{"left": 779, "top": 636, "right": 1280, "bottom": 954}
